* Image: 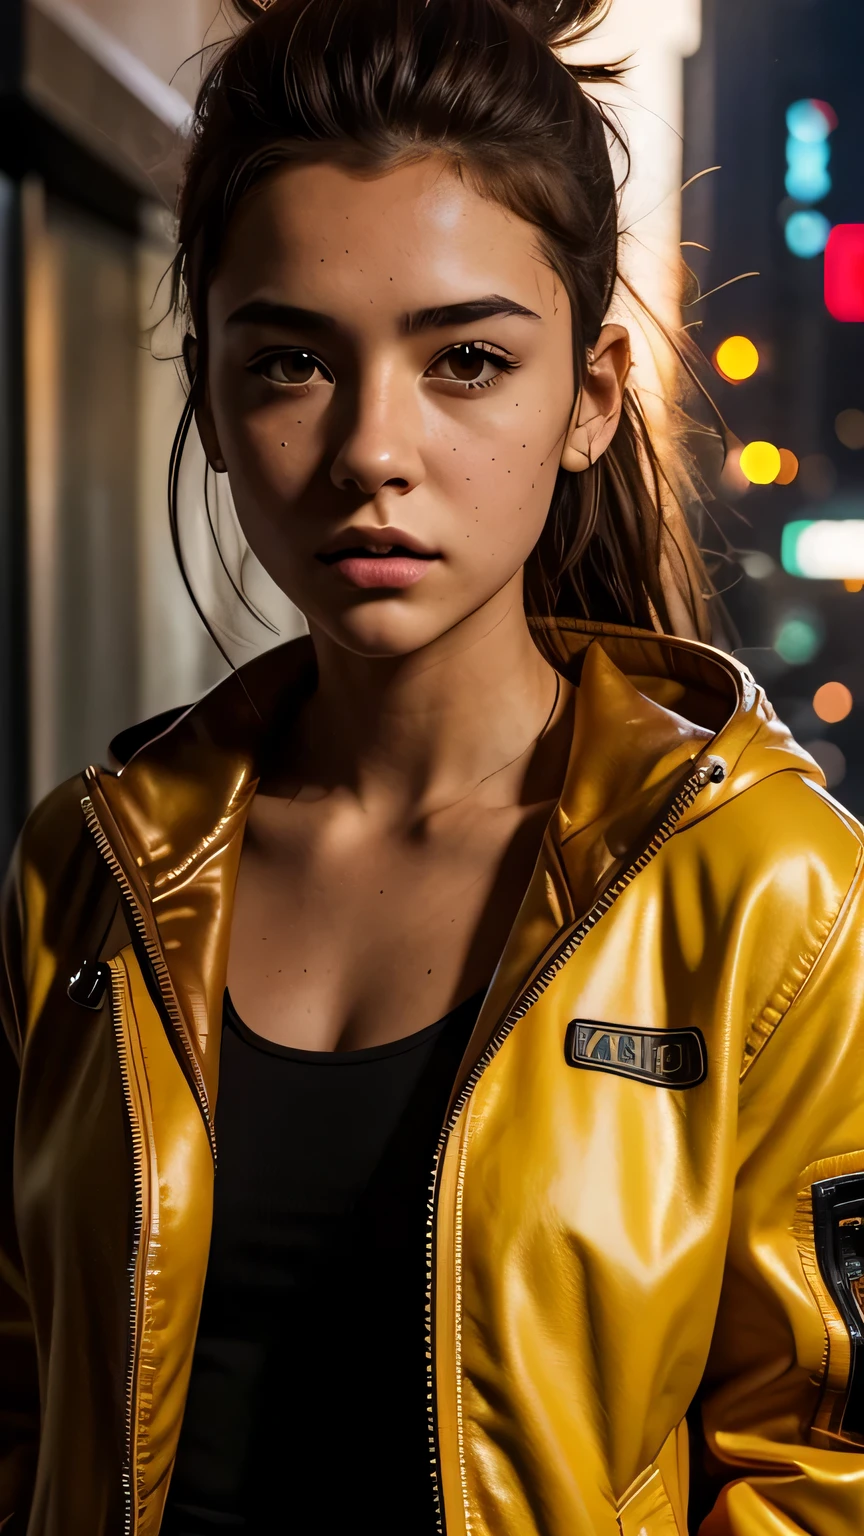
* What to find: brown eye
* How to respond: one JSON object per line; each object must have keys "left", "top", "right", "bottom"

{"left": 427, "top": 342, "right": 517, "bottom": 390}
{"left": 447, "top": 344, "right": 487, "bottom": 382}
{"left": 258, "top": 350, "right": 333, "bottom": 386}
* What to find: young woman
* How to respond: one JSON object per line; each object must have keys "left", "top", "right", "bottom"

{"left": 3, "top": 1, "right": 864, "bottom": 1532}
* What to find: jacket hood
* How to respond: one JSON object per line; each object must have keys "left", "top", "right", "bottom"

{"left": 83, "top": 619, "right": 823, "bottom": 1111}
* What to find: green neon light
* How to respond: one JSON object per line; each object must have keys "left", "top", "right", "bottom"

{"left": 781, "top": 520, "right": 815, "bottom": 577}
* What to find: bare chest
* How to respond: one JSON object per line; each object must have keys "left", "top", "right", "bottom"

{"left": 226, "top": 794, "right": 553, "bottom": 1051}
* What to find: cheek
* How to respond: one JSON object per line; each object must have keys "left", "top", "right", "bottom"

{"left": 211, "top": 380, "right": 327, "bottom": 530}
{"left": 429, "top": 385, "right": 570, "bottom": 563}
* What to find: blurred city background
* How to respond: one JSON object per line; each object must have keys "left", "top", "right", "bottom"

{"left": 0, "top": 0, "right": 861, "bottom": 868}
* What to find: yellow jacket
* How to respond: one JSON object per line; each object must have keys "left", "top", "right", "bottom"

{"left": 3, "top": 619, "right": 864, "bottom": 1536}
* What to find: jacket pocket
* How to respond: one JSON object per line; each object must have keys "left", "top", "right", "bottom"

{"left": 616, "top": 1466, "right": 681, "bottom": 1536}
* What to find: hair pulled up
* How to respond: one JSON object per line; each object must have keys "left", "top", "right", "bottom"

{"left": 171, "top": 0, "right": 714, "bottom": 649}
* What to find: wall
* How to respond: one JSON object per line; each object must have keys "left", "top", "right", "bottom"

{"left": 45, "top": 0, "right": 224, "bottom": 101}
{"left": 567, "top": 0, "right": 703, "bottom": 389}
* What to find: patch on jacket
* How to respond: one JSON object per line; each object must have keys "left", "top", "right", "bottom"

{"left": 564, "top": 1021, "right": 707, "bottom": 1088}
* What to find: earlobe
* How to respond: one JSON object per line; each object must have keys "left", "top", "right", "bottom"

{"left": 560, "top": 418, "right": 594, "bottom": 474}
{"left": 560, "top": 323, "right": 632, "bottom": 476}
{"left": 561, "top": 404, "right": 619, "bottom": 475}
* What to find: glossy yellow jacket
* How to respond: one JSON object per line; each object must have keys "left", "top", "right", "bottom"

{"left": 3, "top": 619, "right": 864, "bottom": 1536}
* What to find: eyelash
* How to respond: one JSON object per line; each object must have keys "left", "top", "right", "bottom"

{"left": 247, "top": 341, "right": 521, "bottom": 392}
{"left": 427, "top": 341, "right": 520, "bottom": 390}
{"left": 248, "top": 351, "right": 334, "bottom": 391}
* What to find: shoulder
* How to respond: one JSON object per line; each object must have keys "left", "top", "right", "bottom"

{"left": 2, "top": 704, "right": 191, "bottom": 981}
{"left": 680, "top": 769, "right": 864, "bottom": 934}
{"left": 697, "top": 765, "right": 863, "bottom": 885}
{"left": 13, "top": 772, "right": 93, "bottom": 885}
{"left": 679, "top": 769, "right": 864, "bottom": 1044}
{"left": 12, "top": 703, "right": 192, "bottom": 885}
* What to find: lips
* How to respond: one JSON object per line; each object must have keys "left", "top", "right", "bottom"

{"left": 317, "top": 544, "right": 440, "bottom": 590}
{"left": 316, "top": 531, "right": 441, "bottom": 590}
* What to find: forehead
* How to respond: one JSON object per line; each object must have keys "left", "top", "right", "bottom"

{"left": 209, "top": 156, "right": 557, "bottom": 325}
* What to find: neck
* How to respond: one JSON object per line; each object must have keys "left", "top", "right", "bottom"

{"left": 279, "top": 578, "right": 566, "bottom": 816}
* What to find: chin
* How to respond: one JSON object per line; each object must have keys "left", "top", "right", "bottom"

{"left": 307, "top": 596, "right": 474, "bottom": 659}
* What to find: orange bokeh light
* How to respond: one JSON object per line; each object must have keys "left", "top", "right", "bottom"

{"left": 813, "top": 682, "right": 853, "bottom": 724}
{"left": 775, "top": 449, "right": 800, "bottom": 485}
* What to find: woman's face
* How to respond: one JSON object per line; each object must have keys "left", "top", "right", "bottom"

{"left": 201, "top": 157, "right": 592, "bottom": 657}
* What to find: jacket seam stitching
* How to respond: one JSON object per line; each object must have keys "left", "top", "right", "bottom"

{"left": 739, "top": 845, "right": 864, "bottom": 1083}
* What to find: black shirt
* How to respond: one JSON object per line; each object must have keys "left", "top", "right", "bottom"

{"left": 162, "top": 987, "right": 484, "bottom": 1535}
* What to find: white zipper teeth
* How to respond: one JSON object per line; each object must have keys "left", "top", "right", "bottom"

{"left": 84, "top": 791, "right": 219, "bottom": 1535}
{"left": 424, "top": 761, "right": 714, "bottom": 1534}
{"left": 109, "top": 965, "right": 144, "bottom": 1536}
{"left": 82, "top": 795, "right": 216, "bottom": 1162}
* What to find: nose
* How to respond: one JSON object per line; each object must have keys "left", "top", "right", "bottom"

{"left": 329, "top": 361, "right": 425, "bottom": 498}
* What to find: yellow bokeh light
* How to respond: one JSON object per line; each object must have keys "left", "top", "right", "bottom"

{"left": 813, "top": 682, "right": 853, "bottom": 724}
{"left": 714, "top": 336, "right": 760, "bottom": 382}
{"left": 739, "top": 441, "right": 782, "bottom": 485}
{"left": 844, "top": 579, "right": 864, "bottom": 593}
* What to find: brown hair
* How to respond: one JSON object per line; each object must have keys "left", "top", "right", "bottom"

{"left": 171, "top": 0, "right": 715, "bottom": 649}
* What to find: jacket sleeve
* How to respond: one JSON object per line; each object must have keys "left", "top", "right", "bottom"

{"left": 698, "top": 838, "right": 864, "bottom": 1535}
{"left": 0, "top": 843, "right": 40, "bottom": 1531}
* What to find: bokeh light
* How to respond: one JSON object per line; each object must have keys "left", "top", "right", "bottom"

{"left": 825, "top": 225, "right": 864, "bottom": 322}
{"left": 782, "top": 519, "right": 864, "bottom": 580}
{"left": 775, "top": 449, "right": 800, "bottom": 485}
{"left": 804, "top": 739, "right": 847, "bottom": 789}
{"left": 740, "top": 441, "right": 782, "bottom": 484}
{"left": 845, "top": 579, "right": 864, "bottom": 593}
{"left": 786, "top": 99, "right": 837, "bottom": 142}
{"left": 836, "top": 409, "right": 864, "bottom": 451}
{"left": 714, "top": 336, "right": 759, "bottom": 382}
{"left": 785, "top": 139, "right": 832, "bottom": 202}
{"left": 785, "top": 210, "right": 831, "bottom": 258}
{"left": 774, "top": 612, "right": 824, "bottom": 665}
{"left": 740, "top": 551, "right": 775, "bottom": 580}
{"left": 813, "top": 682, "right": 853, "bottom": 723}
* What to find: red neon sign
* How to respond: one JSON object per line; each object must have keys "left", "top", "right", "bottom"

{"left": 825, "top": 225, "right": 864, "bottom": 322}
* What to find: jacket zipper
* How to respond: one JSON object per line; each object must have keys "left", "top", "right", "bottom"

{"left": 81, "top": 795, "right": 216, "bottom": 1162}
{"left": 83, "top": 792, "right": 218, "bottom": 1534}
{"left": 424, "top": 757, "right": 722, "bottom": 1534}
{"left": 108, "top": 963, "right": 146, "bottom": 1536}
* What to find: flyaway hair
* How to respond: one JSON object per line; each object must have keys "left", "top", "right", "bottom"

{"left": 171, "top": 0, "right": 718, "bottom": 650}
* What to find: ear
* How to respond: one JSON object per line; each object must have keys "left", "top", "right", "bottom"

{"left": 184, "top": 334, "right": 228, "bottom": 474}
{"left": 560, "top": 324, "right": 632, "bottom": 474}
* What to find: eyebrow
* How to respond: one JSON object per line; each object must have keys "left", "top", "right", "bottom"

{"left": 225, "top": 294, "right": 542, "bottom": 334}
{"left": 401, "top": 295, "right": 542, "bottom": 334}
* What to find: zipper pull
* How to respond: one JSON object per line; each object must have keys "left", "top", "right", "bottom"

{"left": 694, "top": 755, "right": 727, "bottom": 788}
{"left": 68, "top": 959, "right": 111, "bottom": 1010}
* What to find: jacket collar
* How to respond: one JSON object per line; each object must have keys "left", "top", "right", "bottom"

{"left": 84, "top": 620, "right": 821, "bottom": 1112}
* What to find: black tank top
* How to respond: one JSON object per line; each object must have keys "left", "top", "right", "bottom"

{"left": 162, "top": 987, "right": 485, "bottom": 1534}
